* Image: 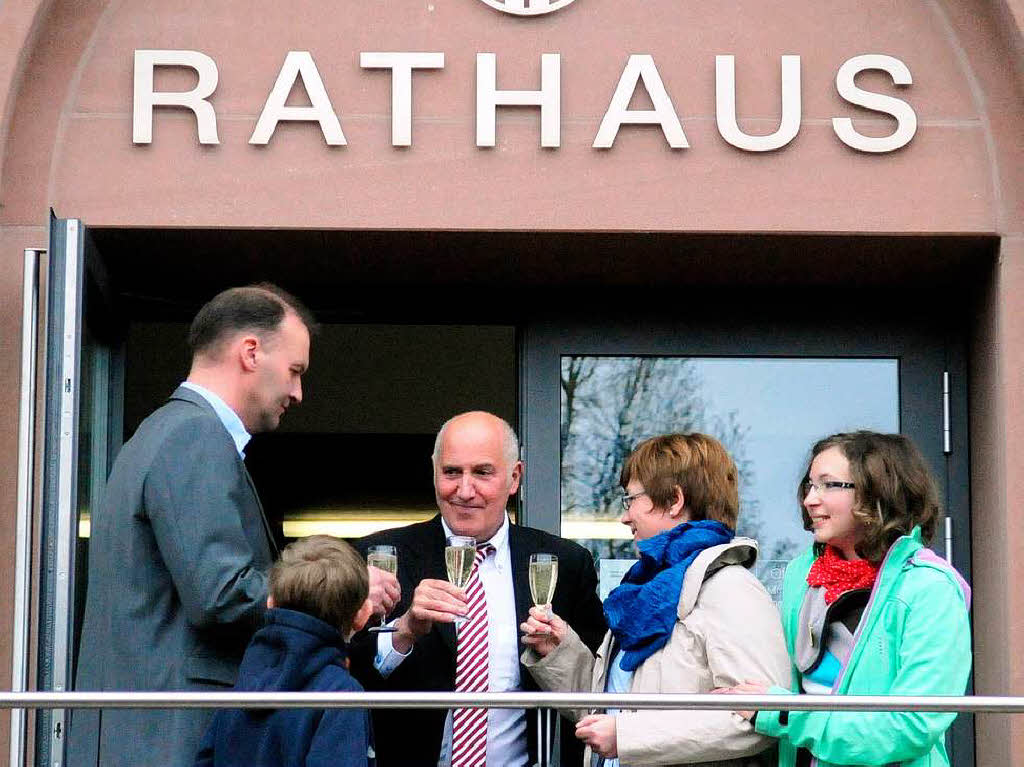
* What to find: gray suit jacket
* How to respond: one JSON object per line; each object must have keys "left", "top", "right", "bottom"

{"left": 69, "top": 386, "right": 277, "bottom": 767}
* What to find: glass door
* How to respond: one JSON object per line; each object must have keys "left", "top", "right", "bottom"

{"left": 32, "top": 213, "right": 124, "bottom": 767}
{"left": 556, "top": 356, "right": 899, "bottom": 598}
{"left": 520, "top": 303, "right": 972, "bottom": 765}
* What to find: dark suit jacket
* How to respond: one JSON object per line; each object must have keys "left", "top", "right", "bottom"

{"left": 351, "top": 515, "right": 606, "bottom": 767}
{"left": 69, "top": 386, "right": 278, "bottom": 767}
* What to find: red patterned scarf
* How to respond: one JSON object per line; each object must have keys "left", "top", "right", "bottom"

{"left": 806, "top": 545, "right": 880, "bottom": 604}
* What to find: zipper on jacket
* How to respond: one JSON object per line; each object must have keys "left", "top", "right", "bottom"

{"left": 801, "top": 588, "right": 869, "bottom": 671}
{"left": 807, "top": 540, "right": 902, "bottom": 767}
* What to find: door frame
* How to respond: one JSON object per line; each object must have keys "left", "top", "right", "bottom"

{"left": 519, "top": 301, "right": 972, "bottom": 765}
{"left": 35, "top": 214, "right": 85, "bottom": 767}
{"left": 32, "top": 214, "right": 124, "bottom": 767}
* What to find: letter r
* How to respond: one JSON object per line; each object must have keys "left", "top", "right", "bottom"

{"left": 133, "top": 50, "right": 219, "bottom": 144}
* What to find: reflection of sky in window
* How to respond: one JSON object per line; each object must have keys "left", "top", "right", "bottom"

{"left": 559, "top": 356, "right": 900, "bottom": 595}
{"left": 693, "top": 358, "right": 899, "bottom": 559}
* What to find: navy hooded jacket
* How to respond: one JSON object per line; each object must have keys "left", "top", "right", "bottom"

{"left": 194, "top": 607, "right": 373, "bottom": 767}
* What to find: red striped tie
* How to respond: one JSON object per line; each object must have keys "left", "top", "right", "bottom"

{"left": 452, "top": 543, "right": 495, "bottom": 767}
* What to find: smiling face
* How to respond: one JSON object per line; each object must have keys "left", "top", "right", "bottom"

{"left": 803, "top": 445, "right": 863, "bottom": 559}
{"left": 434, "top": 413, "right": 522, "bottom": 542}
{"left": 619, "top": 479, "right": 685, "bottom": 543}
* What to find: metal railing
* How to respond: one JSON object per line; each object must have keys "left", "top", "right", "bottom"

{"left": 3, "top": 691, "right": 1024, "bottom": 712}
{"left": 7, "top": 692, "right": 1020, "bottom": 767}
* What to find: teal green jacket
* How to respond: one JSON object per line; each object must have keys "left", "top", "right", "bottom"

{"left": 754, "top": 528, "right": 971, "bottom": 767}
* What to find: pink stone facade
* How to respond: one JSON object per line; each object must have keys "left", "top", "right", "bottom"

{"left": 1, "top": 0, "right": 1022, "bottom": 763}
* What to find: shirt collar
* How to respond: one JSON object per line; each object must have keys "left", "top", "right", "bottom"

{"left": 440, "top": 512, "right": 511, "bottom": 560}
{"left": 179, "top": 381, "right": 251, "bottom": 457}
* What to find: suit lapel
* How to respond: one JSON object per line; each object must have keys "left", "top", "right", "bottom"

{"left": 172, "top": 386, "right": 279, "bottom": 559}
{"left": 242, "top": 460, "right": 279, "bottom": 558}
{"left": 509, "top": 525, "right": 552, "bottom": 759}
{"left": 508, "top": 524, "right": 535, "bottom": 628}
{"left": 423, "top": 516, "right": 457, "bottom": 655}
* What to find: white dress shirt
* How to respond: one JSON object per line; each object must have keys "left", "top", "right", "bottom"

{"left": 375, "top": 514, "right": 529, "bottom": 767}
{"left": 179, "top": 381, "right": 251, "bottom": 457}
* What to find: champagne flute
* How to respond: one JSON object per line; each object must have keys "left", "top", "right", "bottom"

{"left": 366, "top": 545, "right": 398, "bottom": 633}
{"left": 529, "top": 554, "right": 559, "bottom": 767}
{"left": 445, "top": 535, "right": 476, "bottom": 628}
{"left": 529, "top": 553, "right": 558, "bottom": 625}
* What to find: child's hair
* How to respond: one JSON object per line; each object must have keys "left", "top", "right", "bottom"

{"left": 269, "top": 535, "right": 369, "bottom": 633}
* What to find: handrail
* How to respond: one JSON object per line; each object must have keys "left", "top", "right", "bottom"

{"left": 1, "top": 692, "right": 1023, "bottom": 713}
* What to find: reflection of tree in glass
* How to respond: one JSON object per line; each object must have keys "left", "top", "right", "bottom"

{"left": 560, "top": 357, "right": 799, "bottom": 565}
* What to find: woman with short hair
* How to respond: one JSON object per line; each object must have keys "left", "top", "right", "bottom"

{"left": 521, "top": 433, "right": 790, "bottom": 767}
{"left": 720, "top": 431, "right": 972, "bottom": 767}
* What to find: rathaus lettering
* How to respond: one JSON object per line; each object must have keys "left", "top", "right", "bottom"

{"left": 133, "top": 50, "right": 916, "bottom": 154}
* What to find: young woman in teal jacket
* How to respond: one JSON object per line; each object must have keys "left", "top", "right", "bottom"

{"left": 719, "top": 431, "right": 972, "bottom": 767}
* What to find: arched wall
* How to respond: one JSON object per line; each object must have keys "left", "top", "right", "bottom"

{"left": 0, "top": 0, "right": 1020, "bottom": 231}
{"left": 0, "top": 0, "right": 1021, "bottom": 762}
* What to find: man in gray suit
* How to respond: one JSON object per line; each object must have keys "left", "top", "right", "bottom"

{"left": 69, "top": 284, "right": 316, "bottom": 767}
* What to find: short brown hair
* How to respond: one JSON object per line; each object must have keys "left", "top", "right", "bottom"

{"left": 800, "top": 431, "right": 941, "bottom": 562}
{"left": 269, "top": 536, "right": 369, "bottom": 633}
{"left": 188, "top": 283, "right": 318, "bottom": 359}
{"left": 620, "top": 433, "right": 740, "bottom": 529}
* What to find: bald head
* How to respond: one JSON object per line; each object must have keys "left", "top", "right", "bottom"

{"left": 432, "top": 411, "right": 522, "bottom": 541}
{"left": 432, "top": 411, "right": 519, "bottom": 481}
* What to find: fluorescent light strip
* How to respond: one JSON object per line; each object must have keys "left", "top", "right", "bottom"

{"left": 283, "top": 516, "right": 632, "bottom": 540}
{"left": 561, "top": 520, "right": 633, "bottom": 540}
{"left": 283, "top": 518, "right": 429, "bottom": 538}
{"left": 79, "top": 512, "right": 632, "bottom": 541}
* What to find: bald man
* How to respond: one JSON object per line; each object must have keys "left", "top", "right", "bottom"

{"left": 351, "top": 412, "right": 606, "bottom": 767}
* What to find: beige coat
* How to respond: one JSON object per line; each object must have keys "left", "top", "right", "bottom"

{"left": 522, "top": 539, "right": 791, "bottom": 767}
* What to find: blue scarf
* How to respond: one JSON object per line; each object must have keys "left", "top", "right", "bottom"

{"left": 604, "top": 519, "right": 734, "bottom": 671}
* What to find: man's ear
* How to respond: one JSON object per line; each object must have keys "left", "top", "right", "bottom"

{"left": 508, "top": 460, "right": 524, "bottom": 495}
{"left": 238, "top": 335, "right": 260, "bottom": 372}
{"left": 266, "top": 595, "right": 275, "bottom": 609}
{"left": 351, "top": 597, "right": 374, "bottom": 633}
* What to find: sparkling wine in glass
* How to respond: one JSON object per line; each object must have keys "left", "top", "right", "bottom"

{"left": 445, "top": 535, "right": 476, "bottom": 627}
{"left": 529, "top": 553, "right": 558, "bottom": 622}
{"left": 366, "top": 545, "right": 398, "bottom": 633}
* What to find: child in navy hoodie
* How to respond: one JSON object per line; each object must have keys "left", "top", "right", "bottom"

{"left": 195, "top": 535, "right": 375, "bottom": 767}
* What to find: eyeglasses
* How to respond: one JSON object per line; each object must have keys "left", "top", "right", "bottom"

{"left": 802, "top": 480, "right": 856, "bottom": 496}
{"left": 620, "top": 490, "right": 648, "bottom": 511}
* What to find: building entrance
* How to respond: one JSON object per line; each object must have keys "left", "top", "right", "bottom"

{"left": 19, "top": 216, "right": 985, "bottom": 766}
